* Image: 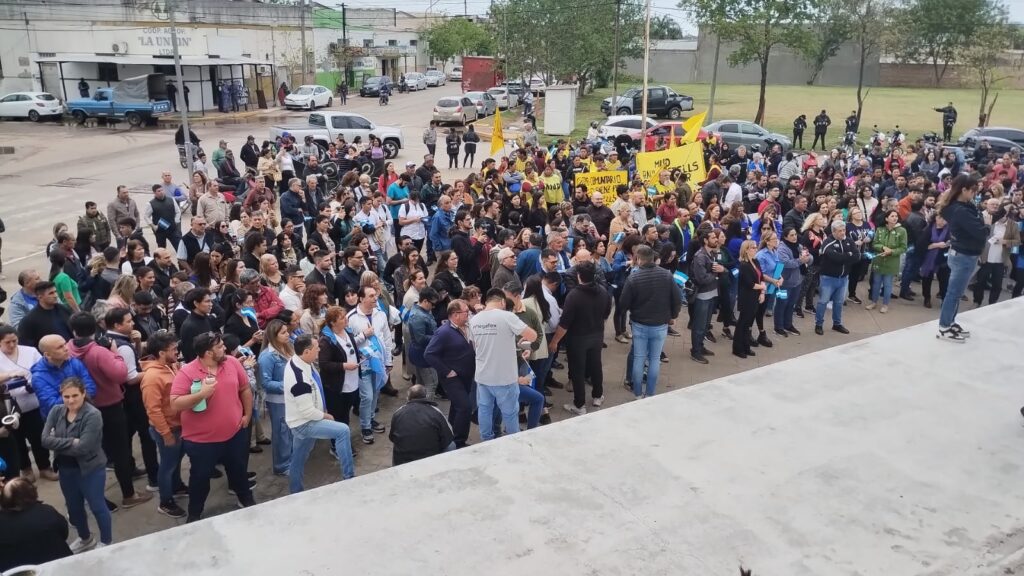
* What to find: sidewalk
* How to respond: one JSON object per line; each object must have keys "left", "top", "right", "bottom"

{"left": 157, "top": 107, "right": 293, "bottom": 128}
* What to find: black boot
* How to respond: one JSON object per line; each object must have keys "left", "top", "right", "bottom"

{"left": 756, "top": 331, "right": 773, "bottom": 348}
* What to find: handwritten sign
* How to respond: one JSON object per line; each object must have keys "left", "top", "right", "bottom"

{"left": 574, "top": 170, "right": 628, "bottom": 198}
{"left": 634, "top": 142, "right": 707, "bottom": 185}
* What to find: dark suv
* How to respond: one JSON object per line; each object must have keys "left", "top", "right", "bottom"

{"left": 359, "top": 76, "right": 392, "bottom": 97}
{"left": 957, "top": 126, "right": 1024, "bottom": 156}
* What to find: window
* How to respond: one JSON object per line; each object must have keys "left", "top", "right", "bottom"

{"left": 650, "top": 88, "right": 666, "bottom": 100}
{"left": 309, "top": 113, "right": 326, "bottom": 127}
{"left": 331, "top": 116, "right": 350, "bottom": 129}
{"left": 387, "top": 39, "right": 397, "bottom": 46}
{"left": 410, "top": 39, "right": 418, "bottom": 46}
{"left": 0, "top": 94, "right": 19, "bottom": 103}
{"left": 349, "top": 116, "right": 372, "bottom": 130}
{"left": 98, "top": 62, "right": 119, "bottom": 82}
{"left": 363, "top": 39, "right": 373, "bottom": 48}
{"left": 740, "top": 123, "right": 763, "bottom": 135}
{"left": 719, "top": 123, "right": 739, "bottom": 133}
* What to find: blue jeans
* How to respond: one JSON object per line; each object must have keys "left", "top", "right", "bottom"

{"left": 58, "top": 465, "right": 113, "bottom": 544}
{"left": 940, "top": 251, "right": 978, "bottom": 328}
{"left": 815, "top": 275, "right": 848, "bottom": 327}
{"left": 690, "top": 297, "right": 715, "bottom": 355}
{"left": 477, "top": 383, "right": 520, "bottom": 441}
{"left": 773, "top": 288, "right": 798, "bottom": 331}
{"left": 630, "top": 321, "right": 668, "bottom": 397}
{"left": 518, "top": 384, "right": 544, "bottom": 429}
{"left": 358, "top": 373, "right": 380, "bottom": 432}
{"left": 899, "top": 250, "right": 922, "bottom": 296}
{"left": 266, "top": 401, "right": 292, "bottom": 475}
{"left": 870, "top": 273, "right": 894, "bottom": 305}
{"left": 288, "top": 419, "right": 355, "bottom": 493}
{"left": 148, "top": 427, "right": 184, "bottom": 505}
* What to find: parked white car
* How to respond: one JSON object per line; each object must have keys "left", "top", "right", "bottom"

{"left": 486, "top": 87, "right": 519, "bottom": 110}
{"left": 450, "top": 66, "right": 463, "bottom": 80}
{"left": 598, "top": 115, "right": 658, "bottom": 139}
{"left": 425, "top": 70, "right": 447, "bottom": 87}
{"left": 284, "top": 85, "right": 334, "bottom": 110}
{"left": 0, "top": 91, "right": 64, "bottom": 121}
{"left": 403, "top": 73, "right": 428, "bottom": 91}
{"left": 529, "top": 77, "right": 547, "bottom": 95}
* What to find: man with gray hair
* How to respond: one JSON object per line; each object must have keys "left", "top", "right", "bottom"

{"left": 814, "top": 219, "right": 861, "bottom": 336}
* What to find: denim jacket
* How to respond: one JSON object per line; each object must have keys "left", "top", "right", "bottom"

{"left": 257, "top": 348, "right": 289, "bottom": 404}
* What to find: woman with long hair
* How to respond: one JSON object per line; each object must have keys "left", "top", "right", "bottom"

{"left": 260, "top": 253, "right": 284, "bottom": 292}
{"left": 754, "top": 231, "right": 784, "bottom": 343}
{"left": 188, "top": 171, "right": 209, "bottom": 216}
{"left": 298, "top": 283, "right": 329, "bottom": 336}
{"left": 257, "top": 319, "right": 295, "bottom": 474}
{"left": 919, "top": 213, "right": 952, "bottom": 309}
{"left": 120, "top": 240, "right": 152, "bottom": 275}
{"left": 219, "top": 258, "right": 245, "bottom": 300}
{"left": 377, "top": 161, "right": 398, "bottom": 195}
{"left": 733, "top": 240, "right": 767, "bottom": 359}
{"left": 274, "top": 231, "right": 299, "bottom": 270}
{"left": 106, "top": 274, "right": 137, "bottom": 309}
{"left": 430, "top": 250, "right": 465, "bottom": 321}
{"left": 798, "top": 212, "right": 828, "bottom": 315}
{"left": 393, "top": 247, "right": 425, "bottom": 308}
{"left": 42, "top": 378, "right": 113, "bottom": 551}
{"left": 317, "top": 306, "right": 362, "bottom": 447}
{"left": 48, "top": 250, "right": 81, "bottom": 312}
{"left": 866, "top": 209, "right": 907, "bottom": 314}
{"left": 845, "top": 205, "right": 873, "bottom": 303}
{"left": 74, "top": 231, "right": 97, "bottom": 266}
{"left": 189, "top": 252, "right": 220, "bottom": 293}
{"left": 332, "top": 200, "right": 358, "bottom": 250}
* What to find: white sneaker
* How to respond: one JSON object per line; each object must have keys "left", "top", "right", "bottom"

{"left": 864, "top": 302, "right": 876, "bottom": 310}
{"left": 936, "top": 327, "right": 967, "bottom": 343}
{"left": 70, "top": 535, "right": 97, "bottom": 554}
{"left": 879, "top": 305, "right": 888, "bottom": 314}
{"left": 563, "top": 403, "right": 587, "bottom": 416}
{"left": 592, "top": 396, "right": 604, "bottom": 407}
{"left": 95, "top": 542, "right": 108, "bottom": 550}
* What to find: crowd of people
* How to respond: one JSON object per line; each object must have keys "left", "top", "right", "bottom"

{"left": 1, "top": 116, "right": 1022, "bottom": 567}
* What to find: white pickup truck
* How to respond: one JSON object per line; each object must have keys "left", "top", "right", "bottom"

{"left": 269, "top": 111, "right": 404, "bottom": 159}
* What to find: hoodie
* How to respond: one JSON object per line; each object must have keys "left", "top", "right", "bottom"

{"left": 140, "top": 359, "right": 180, "bottom": 443}
{"left": 67, "top": 338, "right": 128, "bottom": 408}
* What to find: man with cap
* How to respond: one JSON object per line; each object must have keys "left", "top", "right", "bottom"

{"left": 240, "top": 135, "right": 261, "bottom": 171}
{"left": 402, "top": 161, "right": 423, "bottom": 194}
{"left": 211, "top": 139, "right": 229, "bottom": 168}
{"left": 492, "top": 247, "right": 518, "bottom": 292}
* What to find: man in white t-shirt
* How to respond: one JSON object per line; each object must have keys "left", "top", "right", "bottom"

{"left": 468, "top": 289, "right": 537, "bottom": 441}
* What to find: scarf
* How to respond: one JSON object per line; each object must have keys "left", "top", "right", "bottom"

{"left": 919, "top": 225, "right": 950, "bottom": 277}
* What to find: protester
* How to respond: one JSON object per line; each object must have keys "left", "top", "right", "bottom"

{"left": 389, "top": 384, "right": 454, "bottom": 465}
{"left": 0, "top": 477, "right": 73, "bottom": 570}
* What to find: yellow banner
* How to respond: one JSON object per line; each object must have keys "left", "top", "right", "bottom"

{"left": 573, "top": 170, "right": 628, "bottom": 198}
{"left": 634, "top": 142, "right": 707, "bottom": 185}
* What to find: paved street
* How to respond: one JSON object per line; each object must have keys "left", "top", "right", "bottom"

{"left": 0, "top": 84, "right": 1001, "bottom": 545}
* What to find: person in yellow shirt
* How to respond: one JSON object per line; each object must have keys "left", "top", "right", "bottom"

{"left": 605, "top": 151, "right": 622, "bottom": 171}
{"left": 513, "top": 148, "right": 531, "bottom": 173}
{"left": 651, "top": 169, "right": 674, "bottom": 205}
{"left": 523, "top": 163, "right": 541, "bottom": 190}
{"left": 540, "top": 162, "right": 563, "bottom": 209}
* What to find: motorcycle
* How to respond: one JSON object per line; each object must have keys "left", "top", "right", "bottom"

{"left": 841, "top": 131, "right": 858, "bottom": 156}
{"left": 176, "top": 144, "right": 205, "bottom": 169}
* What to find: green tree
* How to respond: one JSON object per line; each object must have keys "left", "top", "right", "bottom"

{"left": 491, "top": 0, "right": 643, "bottom": 96}
{"left": 690, "top": 0, "right": 812, "bottom": 125}
{"left": 962, "top": 20, "right": 1022, "bottom": 126}
{"left": 891, "top": 0, "right": 1006, "bottom": 86}
{"left": 849, "top": 0, "right": 894, "bottom": 125}
{"left": 650, "top": 15, "right": 685, "bottom": 40}
{"left": 799, "top": 0, "right": 854, "bottom": 85}
{"left": 421, "top": 18, "right": 494, "bottom": 66}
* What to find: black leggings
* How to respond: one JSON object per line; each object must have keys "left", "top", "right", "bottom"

{"left": 13, "top": 407, "right": 51, "bottom": 472}
{"left": 447, "top": 152, "right": 459, "bottom": 169}
{"left": 1013, "top": 267, "right": 1024, "bottom": 298}
{"left": 848, "top": 259, "right": 869, "bottom": 297}
{"left": 921, "top": 266, "right": 950, "bottom": 301}
{"left": 973, "top": 262, "right": 1005, "bottom": 305}
{"left": 463, "top": 150, "right": 476, "bottom": 168}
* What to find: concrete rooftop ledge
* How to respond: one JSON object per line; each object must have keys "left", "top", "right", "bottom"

{"left": 42, "top": 299, "right": 1024, "bottom": 576}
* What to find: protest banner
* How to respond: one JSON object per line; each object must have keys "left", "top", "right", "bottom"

{"left": 634, "top": 141, "right": 707, "bottom": 185}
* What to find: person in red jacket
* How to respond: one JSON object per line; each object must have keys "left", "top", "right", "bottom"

{"left": 240, "top": 268, "right": 283, "bottom": 328}
{"left": 66, "top": 312, "right": 152, "bottom": 509}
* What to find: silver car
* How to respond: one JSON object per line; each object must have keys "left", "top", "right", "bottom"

{"left": 403, "top": 73, "right": 428, "bottom": 91}
{"left": 433, "top": 96, "right": 479, "bottom": 125}
{"left": 703, "top": 120, "right": 792, "bottom": 153}
{"left": 464, "top": 91, "right": 497, "bottom": 117}
{"left": 425, "top": 70, "right": 447, "bottom": 87}
{"left": 486, "top": 87, "right": 519, "bottom": 110}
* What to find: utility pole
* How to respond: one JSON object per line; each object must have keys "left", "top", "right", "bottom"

{"left": 299, "top": 0, "right": 309, "bottom": 85}
{"left": 639, "top": 0, "right": 651, "bottom": 153}
{"left": 169, "top": 0, "right": 193, "bottom": 175}
{"left": 610, "top": 0, "right": 621, "bottom": 119}
{"left": 707, "top": 33, "right": 721, "bottom": 123}
{"left": 341, "top": 3, "right": 349, "bottom": 87}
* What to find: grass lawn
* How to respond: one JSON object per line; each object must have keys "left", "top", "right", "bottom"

{"left": 568, "top": 84, "right": 1024, "bottom": 144}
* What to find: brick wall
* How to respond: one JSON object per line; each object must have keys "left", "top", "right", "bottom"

{"left": 879, "top": 63, "right": 1024, "bottom": 89}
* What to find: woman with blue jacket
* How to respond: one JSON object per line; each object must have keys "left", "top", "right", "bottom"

{"left": 774, "top": 227, "right": 809, "bottom": 335}
{"left": 257, "top": 319, "right": 293, "bottom": 475}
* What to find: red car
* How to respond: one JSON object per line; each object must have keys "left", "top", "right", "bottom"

{"left": 631, "top": 121, "right": 709, "bottom": 151}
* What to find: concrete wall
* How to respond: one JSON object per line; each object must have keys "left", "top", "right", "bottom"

{"left": 625, "top": 31, "right": 883, "bottom": 88}
{"left": 38, "top": 299, "right": 1024, "bottom": 576}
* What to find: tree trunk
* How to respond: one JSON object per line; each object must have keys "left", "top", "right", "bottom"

{"left": 984, "top": 92, "right": 999, "bottom": 127}
{"left": 754, "top": 55, "right": 769, "bottom": 125}
{"left": 978, "top": 82, "right": 989, "bottom": 126}
{"left": 855, "top": 43, "right": 867, "bottom": 123}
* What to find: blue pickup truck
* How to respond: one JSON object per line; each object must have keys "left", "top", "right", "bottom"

{"left": 67, "top": 73, "right": 173, "bottom": 127}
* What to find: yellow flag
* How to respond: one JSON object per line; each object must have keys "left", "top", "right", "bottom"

{"left": 490, "top": 108, "right": 505, "bottom": 156}
{"left": 681, "top": 111, "right": 707, "bottom": 144}
{"left": 668, "top": 128, "right": 677, "bottom": 148}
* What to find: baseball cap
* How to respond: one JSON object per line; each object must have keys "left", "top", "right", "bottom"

{"left": 406, "top": 161, "right": 416, "bottom": 168}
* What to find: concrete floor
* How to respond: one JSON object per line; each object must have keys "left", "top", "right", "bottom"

{"left": 2, "top": 85, "right": 1020, "bottom": 572}
{"left": 38, "top": 299, "right": 1024, "bottom": 576}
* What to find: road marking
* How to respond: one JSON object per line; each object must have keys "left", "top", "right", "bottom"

{"left": 2, "top": 250, "right": 45, "bottom": 266}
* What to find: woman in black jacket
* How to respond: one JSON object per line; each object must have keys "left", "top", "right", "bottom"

{"left": 463, "top": 125, "right": 480, "bottom": 168}
{"left": 430, "top": 250, "right": 465, "bottom": 323}
{"left": 318, "top": 306, "right": 362, "bottom": 434}
{"left": 445, "top": 129, "right": 461, "bottom": 170}
{"left": 733, "top": 240, "right": 767, "bottom": 359}
{"left": 935, "top": 174, "right": 986, "bottom": 340}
